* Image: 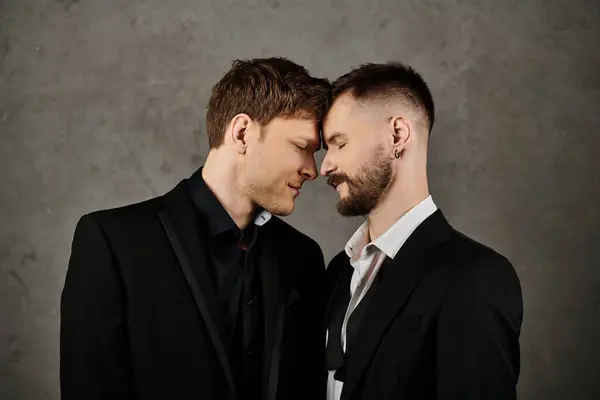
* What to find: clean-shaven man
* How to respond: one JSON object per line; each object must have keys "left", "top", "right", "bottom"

{"left": 60, "top": 57, "right": 331, "bottom": 400}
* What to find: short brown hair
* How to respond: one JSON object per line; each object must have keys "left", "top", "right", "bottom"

{"left": 206, "top": 57, "right": 331, "bottom": 148}
{"left": 332, "top": 62, "right": 435, "bottom": 134}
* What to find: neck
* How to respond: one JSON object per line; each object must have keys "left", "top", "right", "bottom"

{"left": 201, "top": 150, "right": 256, "bottom": 229}
{"left": 367, "top": 163, "right": 429, "bottom": 242}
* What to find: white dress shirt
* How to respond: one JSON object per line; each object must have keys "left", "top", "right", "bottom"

{"left": 326, "top": 195, "right": 438, "bottom": 400}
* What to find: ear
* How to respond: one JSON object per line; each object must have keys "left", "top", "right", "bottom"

{"left": 389, "top": 116, "right": 412, "bottom": 158}
{"left": 229, "top": 113, "right": 253, "bottom": 155}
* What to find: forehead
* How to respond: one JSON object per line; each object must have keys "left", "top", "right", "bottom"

{"left": 269, "top": 117, "right": 318, "bottom": 136}
{"left": 325, "top": 95, "right": 357, "bottom": 123}
{"left": 266, "top": 116, "right": 321, "bottom": 148}
{"left": 322, "top": 95, "right": 373, "bottom": 140}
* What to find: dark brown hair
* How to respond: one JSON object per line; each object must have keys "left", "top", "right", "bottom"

{"left": 206, "top": 57, "right": 331, "bottom": 148}
{"left": 332, "top": 62, "right": 435, "bottom": 133}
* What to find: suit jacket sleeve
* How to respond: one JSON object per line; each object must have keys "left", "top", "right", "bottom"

{"left": 436, "top": 254, "right": 523, "bottom": 400}
{"left": 60, "top": 214, "right": 132, "bottom": 399}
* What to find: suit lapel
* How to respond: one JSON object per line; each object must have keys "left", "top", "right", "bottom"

{"left": 158, "top": 180, "right": 236, "bottom": 398}
{"left": 260, "top": 221, "right": 286, "bottom": 400}
{"left": 325, "top": 260, "right": 354, "bottom": 327}
{"left": 341, "top": 210, "right": 452, "bottom": 399}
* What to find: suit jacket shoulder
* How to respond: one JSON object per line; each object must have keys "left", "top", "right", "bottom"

{"left": 82, "top": 192, "right": 167, "bottom": 231}
{"left": 69, "top": 181, "right": 195, "bottom": 278}
{"left": 437, "top": 229, "right": 523, "bottom": 327}
{"left": 444, "top": 229, "right": 521, "bottom": 292}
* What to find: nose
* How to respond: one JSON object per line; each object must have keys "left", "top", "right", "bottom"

{"left": 301, "top": 157, "right": 318, "bottom": 180}
{"left": 320, "top": 152, "right": 336, "bottom": 176}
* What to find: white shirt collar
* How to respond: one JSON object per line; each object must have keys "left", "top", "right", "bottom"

{"left": 253, "top": 209, "right": 272, "bottom": 226}
{"left": 344, "top": 195, "right": 438, "bottom": 261}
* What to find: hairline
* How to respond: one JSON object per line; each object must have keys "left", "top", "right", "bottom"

{"left": 334, "top": 90, "right": 431, "bottom": 133}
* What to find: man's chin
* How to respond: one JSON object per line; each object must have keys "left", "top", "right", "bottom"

{"left": 336, "top": 202, "right": 358, "bottom": 217}
{"left": 270, "top": 208, "right": 293, "bottom": 217}
{"left": 264, "top": 201, "right": 295, "bottom": 217}
{"left": 336, "top": 197, "right": 371, "bottom": 217}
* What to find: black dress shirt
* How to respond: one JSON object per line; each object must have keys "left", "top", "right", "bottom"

{"left": 186, "top": 168, "right": 267, "bottom": 399}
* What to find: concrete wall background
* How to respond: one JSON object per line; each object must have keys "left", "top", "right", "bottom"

{"left": 1, "top": 0, "right": 599, "bottom": 398}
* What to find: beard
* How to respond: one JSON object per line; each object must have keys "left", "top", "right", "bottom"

{"left": 327, "top": 146, "right": 393, "bottom": 216}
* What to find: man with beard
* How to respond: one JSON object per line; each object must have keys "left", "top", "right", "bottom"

{"left": 60, "top": 57, "right": 330, "bottom": 400}
{"left": 320, "top": 62, "right": 523, "bottom": 400}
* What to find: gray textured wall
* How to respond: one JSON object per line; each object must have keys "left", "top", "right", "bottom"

{"left": 1, "top": 0, "right": 599, "bottom": 399}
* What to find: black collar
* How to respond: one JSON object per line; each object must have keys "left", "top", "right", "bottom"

{"left": 186, "top": 167, "right": 256, "bottom": 238}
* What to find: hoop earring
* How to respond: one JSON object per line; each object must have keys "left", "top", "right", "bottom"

{"left": 394, "top": 149, "right": 401, "bottom": 159}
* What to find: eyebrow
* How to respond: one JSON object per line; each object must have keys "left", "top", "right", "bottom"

{"left": 321, "top": 132, "right": 347, "bottom": 150}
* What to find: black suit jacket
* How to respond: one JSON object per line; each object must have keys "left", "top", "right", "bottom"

{"left": 60, "top": 174, "right": 327, "bottom": 400}
{"left": 325, "top": 210, "right": 523, "bottom": 400}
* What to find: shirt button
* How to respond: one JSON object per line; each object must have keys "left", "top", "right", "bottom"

{"left": 245, "top": 350, "right": 252, "bottom": 358}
